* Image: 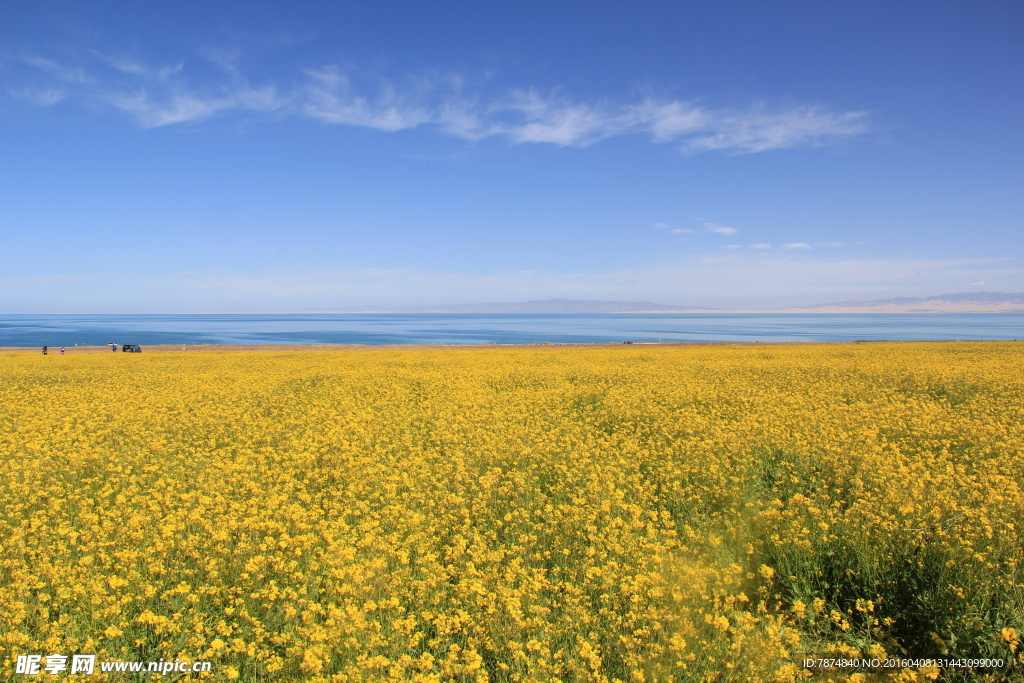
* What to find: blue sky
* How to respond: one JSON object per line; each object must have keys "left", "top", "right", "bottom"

{"left": 1, "top": 1, "right": 1022, "bottom": 312}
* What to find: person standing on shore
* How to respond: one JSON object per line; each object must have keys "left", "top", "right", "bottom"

{"left": 42, "top": 346, "right": 47, "bottom": 355}
{"left": 60, "top": 346, "right": 65, "bottom": 355}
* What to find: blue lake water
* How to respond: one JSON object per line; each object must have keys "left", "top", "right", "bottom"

{"left": 2, "top": 313, "right": 1023, "bottom": 347}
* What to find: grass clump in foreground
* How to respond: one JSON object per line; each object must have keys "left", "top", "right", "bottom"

{"left": 0, "top": 342, "right": 1021, "bottom": 682}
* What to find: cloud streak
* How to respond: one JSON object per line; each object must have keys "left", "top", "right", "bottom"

{"left": 8, "top": 52, "right": 869, "bottom": 154}
{"left": 704, "top": 222, "right": 737, "bottom": 235}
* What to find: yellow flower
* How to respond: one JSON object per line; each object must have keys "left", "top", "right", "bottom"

{"left": 2, "top": 341, "right": 1020, "bottom": 679}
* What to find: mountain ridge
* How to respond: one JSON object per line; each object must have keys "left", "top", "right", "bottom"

{"left": 274, "top": 292, "right": 1024, "bottom": 314}
{"left": 803, "top": 291, "right": 1024, "bottom": 307}
{"left": 786, "top": 291, "right": 1024, "bottom": 313}
{"left": 418, "top": 292, "right": 1024, "bottom": 314}
{"left": 422, "top": 299, "right": 714, "bottom": 313}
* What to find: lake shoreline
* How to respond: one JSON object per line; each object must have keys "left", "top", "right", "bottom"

{"left": 6, "top": 339, "right": 1020, "bottom": 353}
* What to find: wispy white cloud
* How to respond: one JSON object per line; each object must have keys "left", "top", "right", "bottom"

{"left": 682, "top": 106, "right": 867, "bottom": 154}
{"left": 629, "top": 99, "right": 711, "bottom": 142}
{"left": 784, "top": 242, "right": 812, "bottom": 249}
{"left": 704, "top": 222, "right": 737, "bottom": 235}
{"left": 91, "top": 52, "right": 184, "bottom": 80}
{"left": 301, "top": 66, "right": 435, "bottom": 131}
{"left": 8, "top": 87, "right": 66, "bottom": 106}
{"left": 495, "top": 89, "right": 627, "bottom": 145}
{"left": 7, "top": 51, "right": 869, "bottom": 154}
{"left": 20, "top": 56, "right": 90, "bottom": 84}
{"left": 103, "top": 83, "right": 286, "bottom": 127}
{"left": 752, "top": 243, "right": 772, "bottom": 249}
{"left": 13, "top": 51, "right": 288, "bottom": 127}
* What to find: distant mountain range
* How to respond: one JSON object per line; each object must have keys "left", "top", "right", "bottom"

{"left": 412, "top": 292, "right": 1024, "bottom": 314}
{"left": 788, "top": 291, "right": 1024, "bottom": 313}
{"left": 422, "top": 299, "right": 713, "bottom": 313}
{"left": 313, "top": 292, "right": 1023, "bottom": 314}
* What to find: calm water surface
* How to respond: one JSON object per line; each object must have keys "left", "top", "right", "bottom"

{"left": 2, "top": 313, "right": 1023, "bottom": 347}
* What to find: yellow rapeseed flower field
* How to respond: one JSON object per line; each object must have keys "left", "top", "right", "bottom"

{"left": 1, "top": 343, "right": 1021, "bottom": 682}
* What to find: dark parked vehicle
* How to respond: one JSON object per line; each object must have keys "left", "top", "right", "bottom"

{"left": 122, "top": 344, "right": 143, "bottom": 353}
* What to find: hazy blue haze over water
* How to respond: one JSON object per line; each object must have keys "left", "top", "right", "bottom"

{"left": 2, "top": 314, "right": 1023, "bottom": 347}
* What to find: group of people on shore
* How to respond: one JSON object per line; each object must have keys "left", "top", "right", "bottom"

{"left": 41, "top": 344, "right": 140, "bottom": 354}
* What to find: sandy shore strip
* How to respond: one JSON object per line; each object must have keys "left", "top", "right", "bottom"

{"left": 2, "top": 342, "right": 745, "bottom": 354}
{"left": 0, "top": 339, "right": 994, "bottom": 354}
